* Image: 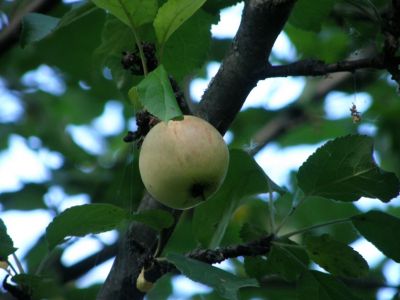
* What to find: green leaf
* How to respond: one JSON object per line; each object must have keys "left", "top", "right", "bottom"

{"left": 92, "top": 0, "right": 157, "bottom": 28}
{"left": 167, "top": 252, "right": 258, "bottom": 300}
{"left": 163, "top": 9, "right": 215, "bottom": 82}
{"left": 345, "top": 0, "right": 381, "bottom": 23}
{"left": 65, "top": 285, "right": 101, "bottom": 300}
{"left": 193, "top": 149, "right": 282, "bottom": 248}
{"left": 154, "top": 0, "right": 206, "bottom": 47}
{"left": 20, "top": 3, "right": 98, "bottom": 47}
{"left": 287, "top": 196, "right": 360, "bottom": 244}
{"left": 352, "top": 210, "right": 400, "bottom": 262}
{"left": 57, "top": 2, "right": 98, "bottom": 29}
{"left": 93, "top": 16, "right": 135, "bottom": 91}
{"left": 230, "top": 108, "right": 274, "bottom": 149}
{"left": 12, "top": 274, "right": 59, "bottom": 300}
{"left": 46, "top": 204, "right": 130, "bottom": 250}
{"left": 17, "top": 8, "right": 106, "bottom": 81}
{"left": 132, "top": 209, "right": 174, "bottom": 231}
{"left": 129, "top": 65, "right": 183, "bottom": 121}
{"left": 21, "top": 13, "right": 60, "bottom": 47}
{"left": 297, "top": 135, "right": 400, "bottom": 202}
{"left": 289, "top": 0, "right": 335, "bottom": 32}
{"left": 239, "top": 223, "right": 268, "bottom": 243}
{"left": 0, "top": 184, "right": 47, "bottom": 211}
{"left": 265, "top": 242, "right": 309, "bottom": 282}
{"left": 297, "top": 271, "right": 361, "bottom": 300}
{"left": 0, "top": 219, "right": 17, "bottom": 259}
{"left": 285, "top": 25, "right": 350, "bottom": 62}
{"left": 244, "top": 256, "right": 269, "bottom": 281}
{"left": 146, "top": 274, "right": 173, "bottom": 300}
{"left": 304, "top": 234, "right": 369, "bottom": 278}
{"left": 203, "top": 0, "right": 242, "bottom": 14}
{"left": 277, "top": 118, "right": 354, "bottom": 148}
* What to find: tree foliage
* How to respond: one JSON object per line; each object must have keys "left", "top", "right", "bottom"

{"left": 0, "top": 0, "right": 400, "bottom": 299}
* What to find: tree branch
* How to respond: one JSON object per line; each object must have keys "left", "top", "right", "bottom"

{"left": 264, "top": 56, "right": 400, "bottom": 78}
{"left": 57, "top": 243, "right": 118, "bottom": 283}
{"left": 248, "top": 70, "right": 378, "bottom": 155}
{"left": 96, "top": 193, "right": 171, "bottom": 300}
{"left": 188, "top": 234, "right": 274, "bottom": 264}
{"left": 141, "top": 234, "right": 275, "bottom": 284}
{"left": 197, "top": 0, "right": 296, "bottom": 133}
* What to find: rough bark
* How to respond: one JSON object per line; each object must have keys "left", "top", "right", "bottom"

{"left": 197, "top": 0, "right": 296, "bottom": 133}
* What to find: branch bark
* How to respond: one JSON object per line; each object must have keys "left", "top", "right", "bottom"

{"left": 196, "top": 0, "right": 296, "bottom": 133}
{"left": 58, "top": 243, "right": 118, "bottom": 283}
{"left": 96, "top": 193, "right": 168, "bottom": 300}
{"left": 139, "top": 234, "right": 274, "bottom": 285}
{"left": 264, "top": 56, "right": 400, "bottom": 78}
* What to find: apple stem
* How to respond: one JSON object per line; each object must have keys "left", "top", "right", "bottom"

{"left": 191, "top": 183, "right": 207, "bottom": 201}
{"left": 200, "top": 191, "right": 206, "bottom": 202}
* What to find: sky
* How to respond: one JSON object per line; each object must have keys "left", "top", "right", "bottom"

{"left": 0, "top": 1, "right": 398, "bottom": 299}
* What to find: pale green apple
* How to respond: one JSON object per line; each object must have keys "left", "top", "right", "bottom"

{"left": 136, "top": 268, "right": 153, "bottom": 293}
{"left": 139, "top": 115, "right": 229, "bottom": 209}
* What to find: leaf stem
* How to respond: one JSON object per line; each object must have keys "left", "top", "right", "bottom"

{"left": 35, "top": 247, "right": 58, "bottom": 276}
{"left": 279, "top": 217, "right": 352, "bottom": 240}
{"left": 267, "top": 179, "right": 276, "bottom": 233}
{"left": 12, "top": 253, "right": 24, "bottom": 274}
{"left": 118, "top": 0, "right": 148, "bottom": 76}
{"left": 6, "top": 260, "right": 18, "bottom": 275}
{"left": 271, "top": 241, "right": 304, "bottom": 249}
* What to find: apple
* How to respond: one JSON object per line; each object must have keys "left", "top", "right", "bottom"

{"left": 139, "top": 115, "right": 229, "bottom": 209}
{"left": 136, "top": 268, "right": 153, "bottom": 292}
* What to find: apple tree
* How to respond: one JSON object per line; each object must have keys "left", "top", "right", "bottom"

{"left": 0, "top": 0, "right": 400, "bottom": 299}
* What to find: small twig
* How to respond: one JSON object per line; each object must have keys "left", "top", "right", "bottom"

{"left": 6, "top": 260, "right": 18, "bottom": 276}
{"left": 267, "top": 179, "right": 276, "bottom": 233}
{"left": 118, "top": 0, "right": 148, "bottom": 76}
{"left": 264, "top": 56, "right": 400, "bottom": 78}
{"left": 35, "top": 248, "right": 57, "bottom": 276}
{"left": 142, "top": 234, "right": 275, "bottom": 284}
{"left": 153, "top": 209, "right": 183, "bottom": 258}
{"left": 12, "top": 253, "right": 24, "bottom": 274}
{"left": 189, "top": 234, "right": 274, "bottom": 264}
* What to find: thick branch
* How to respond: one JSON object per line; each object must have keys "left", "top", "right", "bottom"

{"left": 197, "top": 0, "right": 296, "bottom": 134}
{"left": 96, "top": 193, "right": 170, "bottom": 300}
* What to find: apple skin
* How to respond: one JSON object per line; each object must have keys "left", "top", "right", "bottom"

{"left": 139, "top": 115, "right": 229, "bottom": 209}
{"left": 136, "top": 268, "right": 153, "bottom": 292}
